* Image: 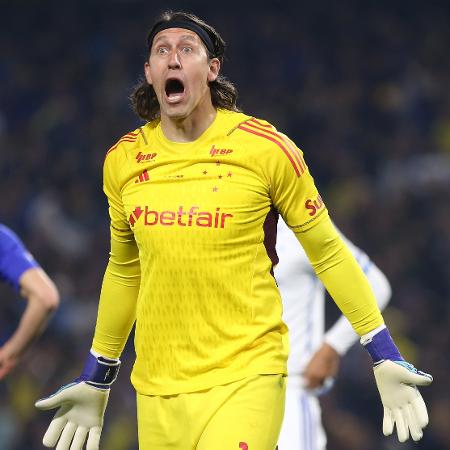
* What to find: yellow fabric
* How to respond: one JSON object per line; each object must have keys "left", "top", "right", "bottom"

{"left": 136, "top": 374, "right": 286, "bottom": 450}
{"left": 294, "top": 217, "right": 384, "bottom": 335}
{"left": 92, "top": 233, "right": 140, "bottom": 359}
{"left": 92, "top": 130, "right": 142, "bottom": 359}
{"left": 92, "top": 109, "right": 381, "bottom": 395}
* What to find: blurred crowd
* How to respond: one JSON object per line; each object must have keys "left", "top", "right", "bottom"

{"left": 1, "top": 1, "right": 449, "bottom": 449}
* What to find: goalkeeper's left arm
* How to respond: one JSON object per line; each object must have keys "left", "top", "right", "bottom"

{"left": 295, "top": 216, "right": 432, "bottom": 442}
{"left": 36, "top": 231, "right": 140, "bottom": 450}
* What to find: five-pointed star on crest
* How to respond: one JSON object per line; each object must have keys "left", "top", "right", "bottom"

{"left": 201, "top": 161, "right": 235, "bottom": 191}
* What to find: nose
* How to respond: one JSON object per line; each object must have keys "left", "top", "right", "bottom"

{"left": 168, "top": 49, "right": 181, "bottom": 69}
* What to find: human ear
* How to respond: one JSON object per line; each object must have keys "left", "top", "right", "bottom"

{"left": 144, "top": 62, "right": 152, "bottom": 85}
{"left": 207, "top": 58, "right": 220, "bottom": 82}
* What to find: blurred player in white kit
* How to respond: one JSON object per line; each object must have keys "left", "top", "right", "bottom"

{"left": 276, "top": 218, "right": 392, "bottom": 450}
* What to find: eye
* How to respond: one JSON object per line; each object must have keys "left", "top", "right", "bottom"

{"left": 156, "top": 46, "right": 168, "bottom": 55}
{"left": 182, "top": 46, "right": 193, "bottom": 54}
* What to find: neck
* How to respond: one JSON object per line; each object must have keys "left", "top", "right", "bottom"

{"left": 160, "top": 100, "right": 217, "bottom": 143}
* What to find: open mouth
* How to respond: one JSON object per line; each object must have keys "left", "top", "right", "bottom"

{"left": 165, "top": 79, "right": 185, "bottom": 102}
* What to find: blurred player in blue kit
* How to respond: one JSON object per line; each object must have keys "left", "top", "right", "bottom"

{"left": 0, "top": 224, "right": 59, "bottom": 379}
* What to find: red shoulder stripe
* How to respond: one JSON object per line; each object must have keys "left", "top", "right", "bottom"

{"left": 250, "top": 118, "right": 272, "bottom": 128}
{"left": 241, "top": 122, "right": 304, "bottom": 175}
{"left": 282, "top": 135, "right": 307, "bottom": 169}
{"left": 251, "top": 121, "right": 306, "bottom": 171}
{"left": 105, "top": 135, "right": 138, "bottom": 159}
{"left": 238, "top": 124, "right": 301, "bottom": 177}
{"left": 278, "top": 134, "right": 306, "bottom": 174}
{"left": 117, "top": 138, "right": 138, "bottom": 144}
{"left": 245, "top": 122, "right": 305, "bottom": 174}
{"left": 105, "top": 144, "right": 119, "bottom": 159}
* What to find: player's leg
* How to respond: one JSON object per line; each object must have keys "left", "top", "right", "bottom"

{"left": 137, "top": 392, "right": 194, "bottom": 450}
{"left": 277, "top": 378, "right": 326, "bottom": 450}
{"left": 197, "top": 374, "right": 286, "bottom": 450}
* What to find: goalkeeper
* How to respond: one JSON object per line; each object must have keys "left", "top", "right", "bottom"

{"left": 36, "top": 10, "right": 432, "bottom": 450}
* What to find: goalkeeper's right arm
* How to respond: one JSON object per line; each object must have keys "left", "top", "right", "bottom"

{"left": 36, "top": 230, "right": 140, "bottom": 449}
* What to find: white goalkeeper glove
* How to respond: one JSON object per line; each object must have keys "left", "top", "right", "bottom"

{"left": 35, "top": 350, "right": 120, "bottom": 450}
{"left": 362, "top": 326, "right": 432, "bottom": 443}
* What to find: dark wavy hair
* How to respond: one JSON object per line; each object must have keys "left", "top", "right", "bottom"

{"left": 130, "top": 11, "right": 240, "bottom": 122}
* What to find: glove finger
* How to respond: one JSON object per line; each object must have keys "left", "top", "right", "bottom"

{"left": 56, "top": 422, "right": 77, "bottom": 450}
{"left": 401, "top": 368, "right": 433, "bottom": 386}
{"left": 70, "top": 427, "right": 88, "bottom": 450}
{"left": 393, "top": 408, "right": 409, "bottom": 443}
{"left": 43, "top": 414, "right": 68, "bottom": 447}
{"left": 412, "top": 393, "right": 429, "bottom": 429}
{"left": 406, "top": 403, "right": 423, "bottom": 442}
{"left": 86, "top": 426, "right": 102, "bottom": 450}
{"left": 382, "top": 407, "right": 394, "bottom": 436}
{"left": 36, "top": 382, "right": 79, "bottom": 410}
{"left": 36, "top": 391, "right": 66, "bottom": 411}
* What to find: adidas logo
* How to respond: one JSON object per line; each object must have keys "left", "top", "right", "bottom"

{"left": 135, "top": 169, "right": 149, "bottom": 183}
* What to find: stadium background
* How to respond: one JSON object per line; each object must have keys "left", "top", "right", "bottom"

{"left": 1, "top": 1, "right": 449, "bottom": 449}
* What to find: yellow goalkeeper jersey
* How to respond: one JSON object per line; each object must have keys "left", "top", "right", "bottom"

{"left": 94, "top": 109, "right": 383, "bottom": 395}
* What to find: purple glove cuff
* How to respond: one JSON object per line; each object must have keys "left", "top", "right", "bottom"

{"left": 76, "top": 352, "right": 121, "bottom": 387}
{"left": 363, "top": 328, "right": 403, "bottom": 364}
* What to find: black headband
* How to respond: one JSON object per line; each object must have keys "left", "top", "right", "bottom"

{"left": 147, "top": 20, "right": 216, "bottom": 56}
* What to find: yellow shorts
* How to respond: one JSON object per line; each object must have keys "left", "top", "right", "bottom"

{"left": 137, "top": 374, "right": 286, "bottom": 450}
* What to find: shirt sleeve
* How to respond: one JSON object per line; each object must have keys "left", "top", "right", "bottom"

{"left": 0, "top": 224, "right": 39, "bottom": 291}
{"left": 294, "top": 216, "right": 384, "bottom": 335}
{"left": 264, "top": 133, "right": 384, "bottom": 335}
{"left": 267, "top": 133, "right": 328, "bottom": 232}
{"left": 91, "top": 149, "right": 141, "bottom": 359}
{"left": 324, "top": 255, "right": 392, "bottom": 354}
